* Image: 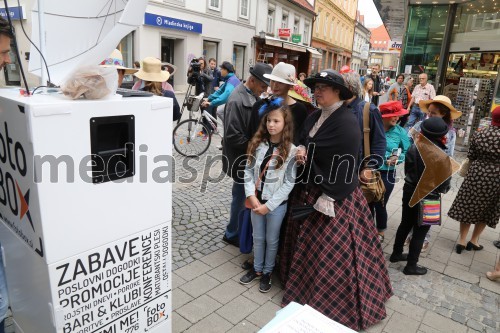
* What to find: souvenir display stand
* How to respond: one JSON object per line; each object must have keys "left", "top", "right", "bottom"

{"left": 453, "top": 78, "right": 494, "bottom": 150}
{"left": 0, "top": 90, "right": 173, "bottom": 333}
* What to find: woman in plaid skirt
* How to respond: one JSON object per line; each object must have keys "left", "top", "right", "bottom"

{"left": 278, "top": 70, "right": 392, "bottom": 331}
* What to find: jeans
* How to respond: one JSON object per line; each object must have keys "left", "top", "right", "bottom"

{"left": 392, "top": 188, "right": 430, "bottom": 266}
{"left": 252, "top": 204, "right": 287, "bottom": 274}
{"left": 406, "top": 105, "right": 425, "bottom": 130}
{"left": 373, "top": 169, "right": 396, "bottom": 232}
{"left": 0, "top": 246, "right": 9, "bottom": 324}
{"left": 225, "top": 182, "right": 246, "bottom": 240}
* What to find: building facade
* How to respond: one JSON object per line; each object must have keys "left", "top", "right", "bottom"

{"left": 311, "top": 0, "right": 357, "bottom": 73}
{"left": 1, "top": 0, "right": 260, "bottom": 92}
{"left": 351, "top": 11, "right": 370, "bottom": 75}
{"left": 369, "top": 25, "right": 399, "bottom": 78}
{"left": 253, "top": 0, "right": 319, "bottom": 76}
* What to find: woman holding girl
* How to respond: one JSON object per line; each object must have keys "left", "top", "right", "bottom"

{"left": 239, "top": 98, "right": 297, "bottom": 293}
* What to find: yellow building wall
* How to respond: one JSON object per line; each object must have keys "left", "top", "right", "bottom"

{"left": 313, "top": 0, "right": 357, "bottom": 51}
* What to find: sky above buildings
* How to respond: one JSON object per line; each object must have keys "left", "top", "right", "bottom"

{"left": 358, "top": 0, "right": 383, "bottom": 28}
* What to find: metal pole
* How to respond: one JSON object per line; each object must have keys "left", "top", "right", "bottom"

{"left": 434, "top": 4, "right": 457, "bottom": 94}
{"left": 38, "top": 0, "right": 47, "bottom": 87}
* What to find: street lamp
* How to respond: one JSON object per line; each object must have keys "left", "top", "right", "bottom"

{"left": 259, "top": 30, "right": 266, "bottom": 39}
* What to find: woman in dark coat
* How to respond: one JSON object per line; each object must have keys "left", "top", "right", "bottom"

{"left": 279, "top": 70, "right": 392, "bottom": 331}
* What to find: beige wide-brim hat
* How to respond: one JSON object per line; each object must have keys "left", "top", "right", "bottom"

{"left": 100, "top": 49, "right": 138, "bottom": 75}
{"left": 263, "top": 62, "right": 297, "bottom": 86}
{"left": 419, "top": 95, "right": 462, "bottom": 120}
{"left": 134, "top": 57, "right": 170, "bottom": 82}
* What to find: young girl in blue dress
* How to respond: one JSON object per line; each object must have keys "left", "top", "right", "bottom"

{"left": 239, "top": 98, "right": 297, "bottom": 293}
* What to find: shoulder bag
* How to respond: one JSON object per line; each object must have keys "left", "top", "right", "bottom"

{"left": 360, "top": 101, "right": 386, "bottom": 204}
{"left": 418, "top": 193, "right": 442, "bottom": 226}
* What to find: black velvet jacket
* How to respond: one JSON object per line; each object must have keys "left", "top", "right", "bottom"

{"left": 298, "top": 104, "right": 361, "bottom": 201}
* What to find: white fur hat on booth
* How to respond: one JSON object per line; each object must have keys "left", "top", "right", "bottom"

{"left": 263, "top": 62, "right": 297, "bottom": 86}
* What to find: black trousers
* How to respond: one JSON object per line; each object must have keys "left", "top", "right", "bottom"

{"left": 392, "top": 187, "right": 430, "bottom": 266}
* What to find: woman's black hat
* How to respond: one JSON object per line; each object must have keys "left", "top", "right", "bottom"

{"left": 420, "top": 117, "right": 448, "bottom": 149}
{"left": 303, "top": 69, "right": 353, "bottom": 100}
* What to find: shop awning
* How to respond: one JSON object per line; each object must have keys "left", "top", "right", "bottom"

{"left": 307, "top": 47, "right": 322, "bottom": 58}
{"left": 265, "top": 36, "right": 284, "bottom": 47}
{"left": 283, "top": 41, "right": 307, "bottom": 52}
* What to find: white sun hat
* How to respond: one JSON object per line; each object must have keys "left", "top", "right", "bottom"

{"left": 263, "top": 62, "right": 297, "bottom": 86}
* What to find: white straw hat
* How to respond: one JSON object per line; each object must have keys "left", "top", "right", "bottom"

{"left": 100, "top": 49, "right": 138, "bottom": 75}
{"left": 263, "top": 62, "right": 297, "bottom": 86}
{"left": 134, "top": 57, "right": 170, "bottom": 82}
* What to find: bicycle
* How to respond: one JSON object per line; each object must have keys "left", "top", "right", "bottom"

{"left": 173, "top": 93, "right": 223, "bottom": 157}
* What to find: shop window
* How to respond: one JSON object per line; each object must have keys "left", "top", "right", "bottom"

{"left": 117, "top": 32, "right": 134, "bottom": 88}
{"left": 239, "top": 0, "right": 249, "bottom": 19}
{"left": 203, "top": 40, "right": 218, "bottom": 63}
{"left": 208, "top": 0, "right": 221, "bottom": 11}
{"left": 233, "top": 45, "right": 245, "bottom": 80}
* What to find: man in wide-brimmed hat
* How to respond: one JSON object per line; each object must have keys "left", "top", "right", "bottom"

{"left": 222, "top": 62, "right": 272, "bottom": 247}
{"left": 100, "top": 49, "right": 138, "bottom": 87}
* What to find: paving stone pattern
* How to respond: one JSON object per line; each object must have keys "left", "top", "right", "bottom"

{"left": 169, "top": 113, "right": 499, "bottom": 333}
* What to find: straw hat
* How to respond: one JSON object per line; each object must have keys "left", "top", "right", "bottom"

{"left": 263, "top": 62, "right": 297, "bottom": 86}
{"left": 100, "top": 49, "right": 138, "bottom": 75}
{"left": 288, "top": 81, "right": 311, "bottom": 103}
{"left": 419, "top": 95, "right": 462, "bottom": 120}
{"left": 134, "top": 57, "right": 170, "bottom": 82}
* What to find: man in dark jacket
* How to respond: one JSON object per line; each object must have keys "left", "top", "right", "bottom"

{"left": 365, "top": 64, "right": 384, "bottom": 106}
{"left": 221, "top": 62, "right": 272, "bottom": 245}
{"left": 342, "top": 72, "right": 386, "bottom": 180}
{"left": 208, "top": 57, "right": 221, "bottom": 94}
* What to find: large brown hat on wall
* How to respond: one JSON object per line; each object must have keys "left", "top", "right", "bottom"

{"left": 134, "top": 57, "right": 170, "bottom": 82}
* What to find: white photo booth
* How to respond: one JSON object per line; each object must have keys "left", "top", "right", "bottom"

{"left": 0, "top": 90, "right": 173, "bottom": 333}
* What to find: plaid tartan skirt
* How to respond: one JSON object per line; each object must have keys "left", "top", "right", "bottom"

{"left": 279, "top": 184, "right": 393, "bottom": 331}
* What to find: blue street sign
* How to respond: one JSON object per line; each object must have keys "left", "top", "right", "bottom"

{"left": 144, "top": 13, "right": 202, "bottom": 34}
{"left": 0, "top": 6, "right": 24, "bottom": 20}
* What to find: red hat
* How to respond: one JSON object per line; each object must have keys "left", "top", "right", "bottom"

{"left": 340, "top": 65, "right": 351, "bottom": 74}
{"left": 492, "top": 106, "right": 500, "bottom": 127}
{"left": 379, "top": 100, "right": 409, "bottom": 118}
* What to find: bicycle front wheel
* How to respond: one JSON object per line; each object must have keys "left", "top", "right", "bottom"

{"left": 173, "top": 119, "right": 211, "bottom": 157}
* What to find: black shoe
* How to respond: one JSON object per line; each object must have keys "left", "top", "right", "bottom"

{"left": 403, "top": 265, "right": 427, "bottom": 275}
{"left": 455, "top": 244, "right": 466, "bottom": 254}
{"left": 222, "top": 234, "right": 239, "bottom": 247}
{"left": 241, "top": 258, "right": 253, "bottom": 270}
{"left": 494, "top": 240, "right": 500, "bottom": 249}
{"left": 259, "top": 273, "right": 272, "bottom": 293}
{"left": 466, "top": 241, "right": 484, "bottom": 251}
{"left": 389, "top": 253, "right": 408, "bottom": 263}
{"left": 240, "top": 269, "right": 261, "bottom": 285}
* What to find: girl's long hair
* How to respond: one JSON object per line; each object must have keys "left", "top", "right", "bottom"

{"left": 144, "top": 81, "right": 163, "bottom": 96}
{"left": 247, "top": 97, "right": 294, "bottom": 170}
{"left": 364, "top": 78, "right": 374, "bottom": 95}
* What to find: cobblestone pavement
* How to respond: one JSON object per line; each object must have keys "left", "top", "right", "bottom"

{"left": 170, "top": 95, "right": 499, "bottom": 333}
